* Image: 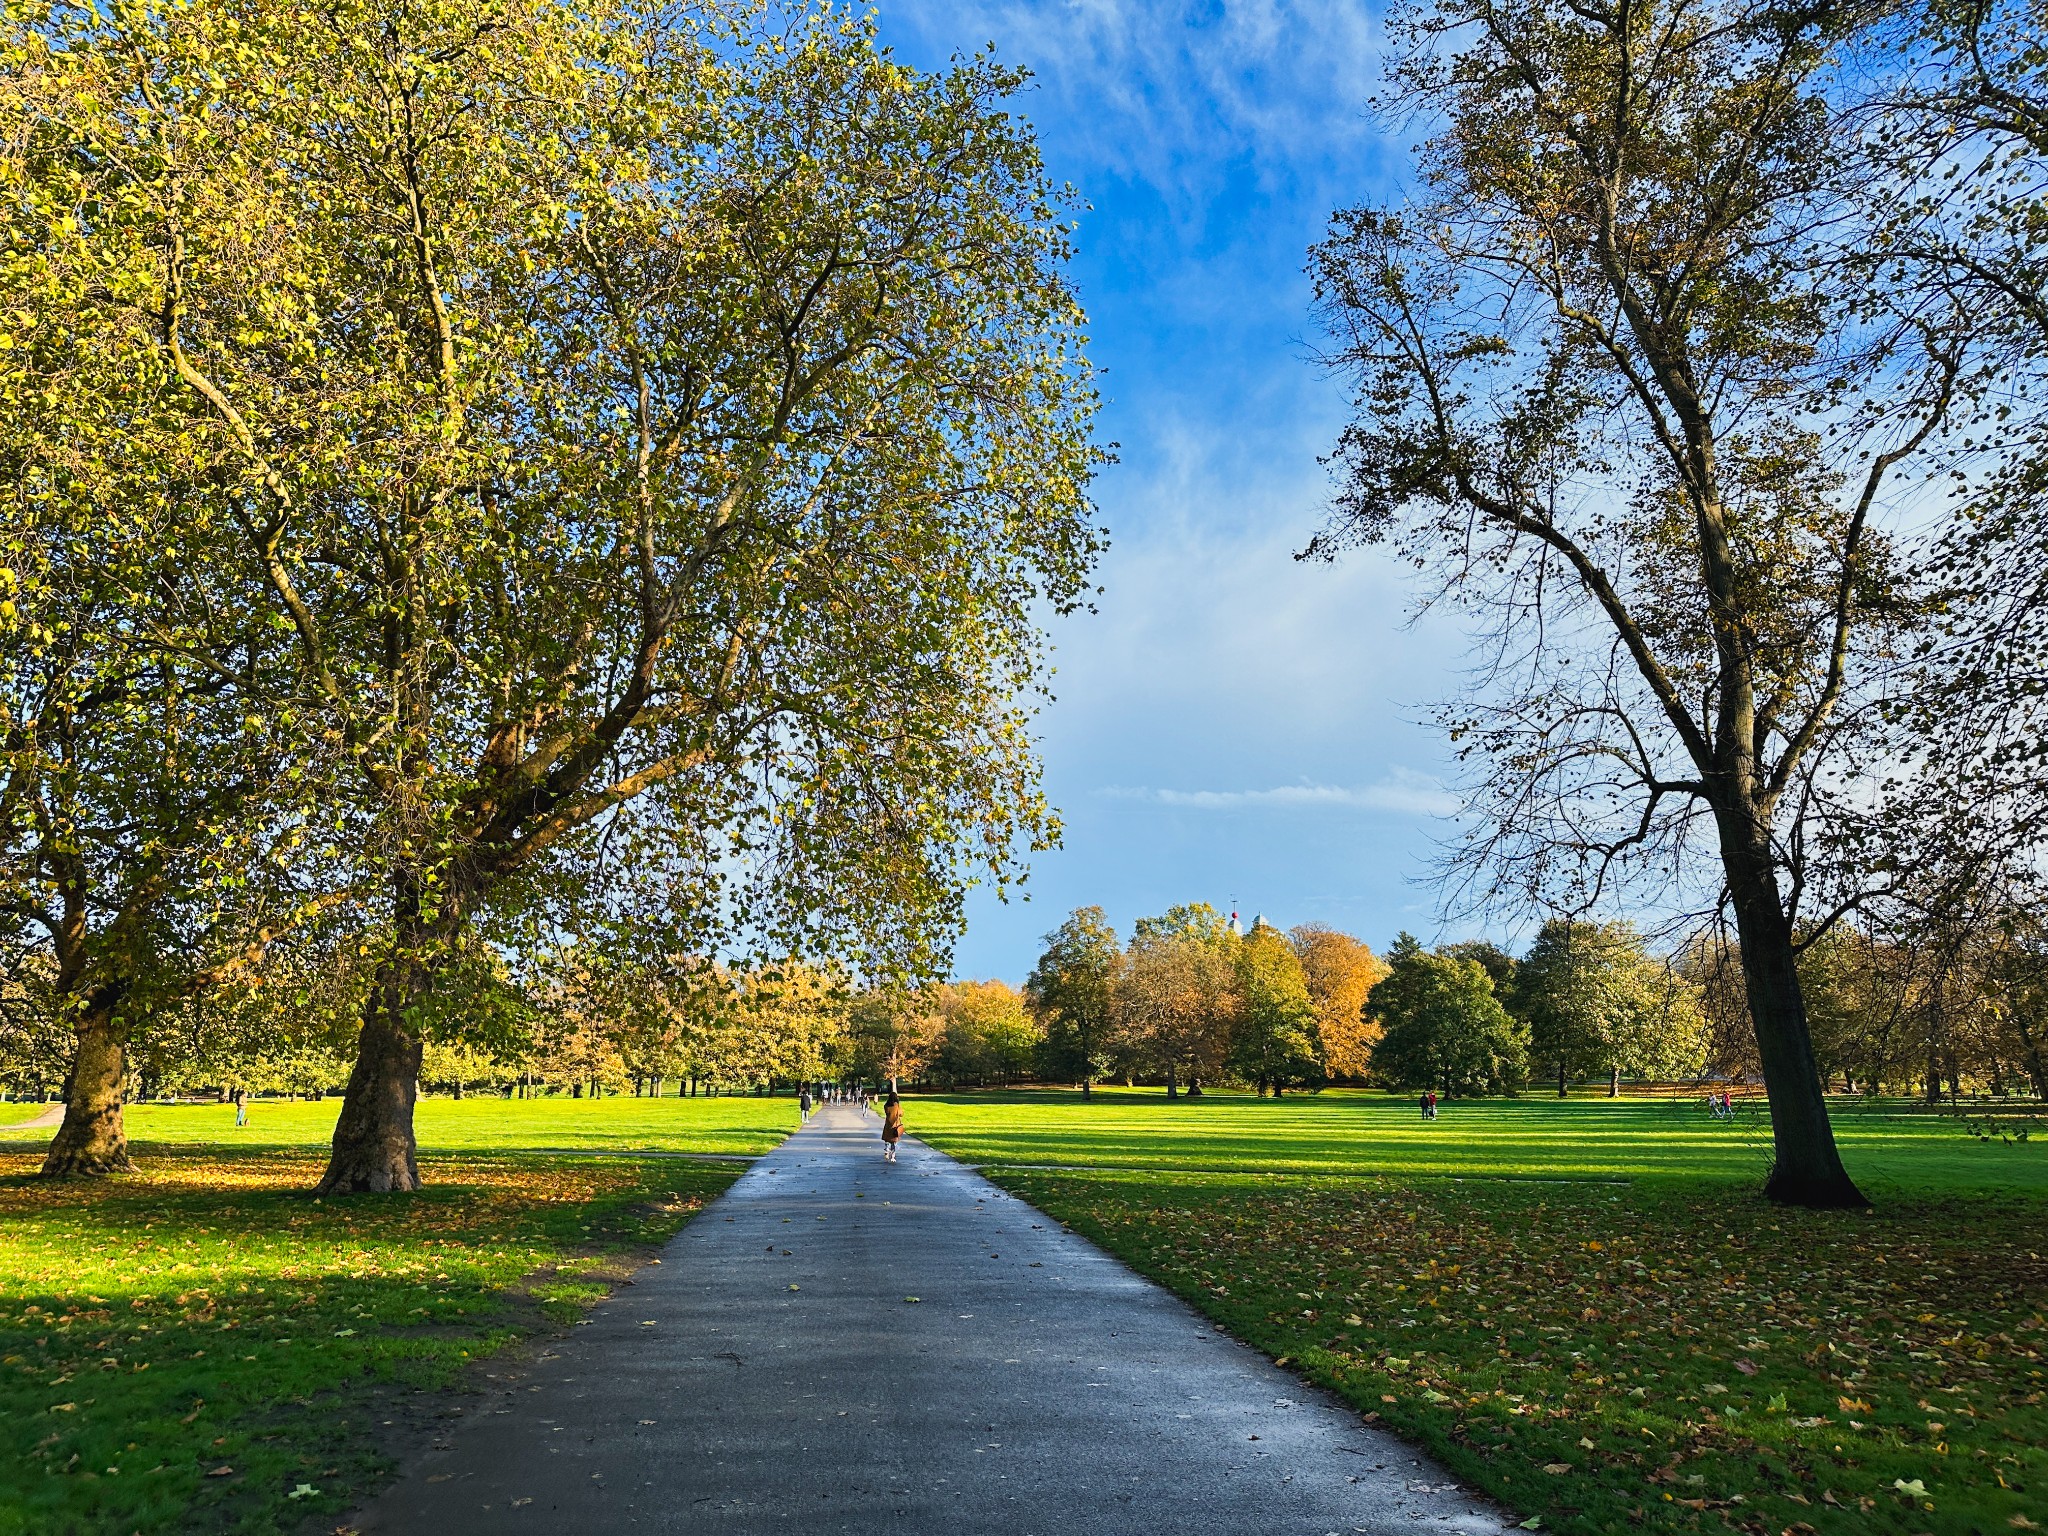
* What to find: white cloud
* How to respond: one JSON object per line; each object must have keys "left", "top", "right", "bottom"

{"left": 1098, "top": 771, "right": 1459, "bottom": 816}
{"left": 882, "top": 0, "right": 1386, "bottom": 210}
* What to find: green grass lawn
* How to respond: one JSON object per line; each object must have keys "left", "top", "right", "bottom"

{"left": 907, "top": 1089, "right": 2048, "bottom": 1536}
{"left": 0, "top": 1092, "right": 801, "bottom": 1159}
{"left": 0, "top": 1101, "right": 779, "bottom": 1535}
{"left": 896, "top": 1087, "right": 2048, "bottom": 1197}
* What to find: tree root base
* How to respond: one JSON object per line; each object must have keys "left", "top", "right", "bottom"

{"left": 39, "top": 1150, "right": 136, "bottom": 1179}
{"left": 314, "top": 1155, "right": 424, "bottom": 1195}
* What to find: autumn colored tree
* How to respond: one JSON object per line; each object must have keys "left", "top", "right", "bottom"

{"left": 1115, "top": 932, "right": 1237, "bottom": 1099}
{"left": 1230, "top": 921, "right": 1320, "bottom": 1093}
{"left": 846, "top": 987, "right": 947, "bottom": 1089}
{"left": 1311, "top": 0, "right": 1963, "bottom": 1203}
{"left": 1290, "top": 925, "right": 1389, "bottom": 1079}
{"left": 932, "top": 980, "right": 1039, "bottom": 1087}
{"left": 1025, "top": 906, "right": 1123, "bottom": 1095}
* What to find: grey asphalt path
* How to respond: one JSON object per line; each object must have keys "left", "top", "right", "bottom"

{"left": 0, "top": 1103, "right": 61, "bottom": 1133}
{"left": 350, "top": 1102, "right": 1513, "bottom": 1536}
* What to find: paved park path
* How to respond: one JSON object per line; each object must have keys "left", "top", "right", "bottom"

{"left": 0, "top": 1103, "right": 62, "bottom": 1133}
{"left": 351, "top": 1103, "right": 1512, "bottom": 1535}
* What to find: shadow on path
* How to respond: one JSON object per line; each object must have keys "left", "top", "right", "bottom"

{"left": 346, "top": 1102, "right": 1511, "bottom": 1535}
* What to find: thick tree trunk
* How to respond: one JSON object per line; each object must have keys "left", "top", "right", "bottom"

{"left": 1723, "top": 835, "right": 1865, "bottom": 1208}
{"left": 41, "top": 993, "right": 133, "bottom": 1177}
{"left": 1608, "top": 1066, "right": 1620, "bottom": 1098}
{"left": 1557, "top": 1059, "right": 1568, "bottom": 1098}
{"left": 315, "top": 961, "right": 426, "bottom": 1195}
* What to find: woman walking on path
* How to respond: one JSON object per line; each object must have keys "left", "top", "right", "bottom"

{"left": 881, "top": 1091, "right": 904, "bottom": 1162}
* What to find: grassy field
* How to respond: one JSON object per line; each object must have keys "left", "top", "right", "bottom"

{"left": 0, "top": 1098, "right": 787, "bottom": 1535}
{"left": 896, "top": 1088, "right": 2047, "bottom": 1196}
{"left": 6, "top": 1091, "right": 2040, "bottom": 1535}
{"left": 0, "top": 1093, "right": 799, "bottom": 1158}
{"left": 906, "top": 1090, "right": 2048, "bottom": 1536}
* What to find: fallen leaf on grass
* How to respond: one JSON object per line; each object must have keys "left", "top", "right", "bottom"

{"left": 288, "top": 1483, "right": 319, "bottom": 1499}
{"left": 1894, "top": 1478, "right": 1928, "bottom": 1497}
{"left": 206, "top": 1465, "right": 234, "bottom": 1478}
{"left": 1734, "top": 1358, "right": 1758, "bottom": 1375}
{"left": 1543, "top": 1463, "right": 1571, "bottom": 1475}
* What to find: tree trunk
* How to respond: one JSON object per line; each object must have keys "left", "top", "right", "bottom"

{"left": 1165, "top": 1064, "right": 1177, "bottom": 1100}
{"left": 1557, "top": 1059, "right": 1568, "bottom": 1098}
{"left": 2011, "top": 1010, "right": 2048, "bottom": 1101}
{"left": 1608, "top": 1066, "right": 1620, "bottom": 1098}
{"left": 1723, "top": 835, "right": 1866, "bottom": 1207}
{"left": 41, "top": 992, "right": 134, "bottom": 1178}
{"left": 315, "top": 957, "right": 426, "bottom": 1195}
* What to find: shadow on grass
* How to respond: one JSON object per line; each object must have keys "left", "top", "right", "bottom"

{"left": 0, "top": 1148, "right": 738, "bottom": 1536}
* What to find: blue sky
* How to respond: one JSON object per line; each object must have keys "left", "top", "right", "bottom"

{"left": 874, "top": 0, "right": 1478, "bottom": 982}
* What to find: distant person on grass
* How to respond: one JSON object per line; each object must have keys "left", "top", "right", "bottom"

{"left": 233, "top": 1089, "right": 248, "bottom": 1127}
{"left": 882, "top": 1091, "right": 904, "bottom": 1162}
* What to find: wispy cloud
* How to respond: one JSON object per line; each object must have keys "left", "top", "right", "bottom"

{"left": 1098, "top": 771, "right": 1459, "bottom": 817}
{"left": 883, "top": 0, "right": 1390, "bottom": 215}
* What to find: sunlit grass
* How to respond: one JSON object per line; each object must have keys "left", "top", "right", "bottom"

{"left": 0, "top": 1092, "right": 800, "bottom": 1159}
{"left": 904, "top": 1089, "right": 2048, "bottom": 1534}
{"left": 0, "top": 1148, "right": 741, "bottom": 1535}
{"left": 900, "top": 1088, "right": 2047, "bottom": 1196}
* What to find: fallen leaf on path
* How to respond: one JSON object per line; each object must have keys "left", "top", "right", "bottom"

{"left": 903, "top": 1297, "right": 921, "bottom": 1303}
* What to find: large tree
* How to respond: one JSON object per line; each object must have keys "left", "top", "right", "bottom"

{"left": 1512, "top": 918, "right": 1707, "bottom": 1096}
{"left": 1230, "top": 921, "right": 1321, "bottom": 1093}
{"left": 1289, "top": 923, "right": 1389, "bottom": 1079}
{"left": 1310, "top": 0, "right": 1961, "bottom": 1204}
{"left": 1115, "top": 931, "right": 1237, "bottom": 1099}
{"left": 33, "top": 0, "right": 1102, "bottom": 1191}
{"left": 0, "top": 53, "right": 317, "bottom": 1174}
{"left": 1369, "top": 934, "right": 1529, "bottom": 1097}
{"left": 1025, "top": 906, "right": 1123, "bottom": 1095}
